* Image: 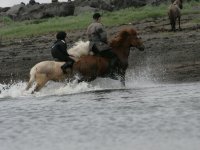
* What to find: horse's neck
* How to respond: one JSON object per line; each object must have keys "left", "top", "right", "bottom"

{"left": 113, "top": 46, "right": 130, "bottom": 65}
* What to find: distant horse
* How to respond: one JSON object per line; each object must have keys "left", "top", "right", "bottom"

{"left": 168, "top": 0, "right": 183, "bottom": 31}
{"left": 26, "top": 28, "right": 144, "bottom": 93}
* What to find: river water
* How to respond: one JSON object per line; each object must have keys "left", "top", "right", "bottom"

{"left": 0, "top": 70, "right": 200, "bottom": 150}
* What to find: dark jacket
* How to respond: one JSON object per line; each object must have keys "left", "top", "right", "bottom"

{"left": 51, "top": 40, "right": 72, "bottom": 62}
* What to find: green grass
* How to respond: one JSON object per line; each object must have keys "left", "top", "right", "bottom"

{"left": 102, "top": 4, "right": 168, "bottom": 25}
{"left": 0, "top": 1, "right": 199, "bottom": 39}
{"left": 0, "top": 14, "right": 92, "bottom": 39}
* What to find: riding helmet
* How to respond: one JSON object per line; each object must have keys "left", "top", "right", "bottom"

{"left": 56, "top": 31, "right": 67, "bottom": 40}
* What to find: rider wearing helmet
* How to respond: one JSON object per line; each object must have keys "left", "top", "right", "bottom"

{"left": 87, "top": 13, "right": 118, "bottom": 75}
{"left": 51, "top": 31, "right": 74, "bottom": 73}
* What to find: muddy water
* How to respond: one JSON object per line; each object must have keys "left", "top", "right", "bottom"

{"left": 0, "top": 74, "right": 200, "bottom": 150}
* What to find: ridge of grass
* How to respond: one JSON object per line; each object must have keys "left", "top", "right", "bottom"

{"left": 0, "top": 1, "right": 199, "bottom": 39}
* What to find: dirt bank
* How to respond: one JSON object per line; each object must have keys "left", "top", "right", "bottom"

{"left": 0, "top": 13, "right": 200, "bottom": 84}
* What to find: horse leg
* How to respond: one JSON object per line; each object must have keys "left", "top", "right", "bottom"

{"left": 118, "top": 70, "right": 126, "bottom": 87}
{"left": 25, "top": 74, "right": 35, "bottom": 91}
{"left": 25, "top": 80, "right": 34, "bottom": 91}
{"left": 120, "top": 75, "right": 126, "bottom": 87}
{"left": 170, "top": 19, "right": 174, "bottom": 31}
{"left": 170, "top": 21, "right": 175, "bottom": 32}
{"left": 173, "top": 18, "right": 176, "bottom": 32}
{"left": 33, "top": 81, "right": 47, "bottom": 93}
{"left": 32, "top": 74, "right": 48, "bottom": 93}
{"left": 77, "top": 75, "right": 96, "bottom": 83}
{"left": 178, "top": 16, "right": 182, "bottom": 30}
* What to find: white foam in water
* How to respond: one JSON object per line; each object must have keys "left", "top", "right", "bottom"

{"left": 0, "top": 82, "right": 28, "bottom": 98}
{"left": 35, "top": 81, "right": 102, "bottom": 97}
{"left": 126, "top": 68, "right": 158, "bottom": 88}
{"left": 0, "top": 68, "right": 159, "bottom": 99}
{"left": 0, "top": 80, "right": 103, "bottom": 98}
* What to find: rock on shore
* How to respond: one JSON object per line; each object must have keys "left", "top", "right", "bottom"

{"left": 0, "top": 0, "right": 168, "bottom": 20}
{"left": 3, "top": 2, "right": 75, "bottom": 21}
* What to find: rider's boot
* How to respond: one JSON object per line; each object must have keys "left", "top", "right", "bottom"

{"left": 61, "top": 61, "right": 73, "bottom": 74}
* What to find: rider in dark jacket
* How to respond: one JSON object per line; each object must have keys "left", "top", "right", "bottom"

{"left": 51, "top": 31, "right": 74, "bottom": 73}
{"left": 86, "top": 13, "right": 118, "bottom": 75}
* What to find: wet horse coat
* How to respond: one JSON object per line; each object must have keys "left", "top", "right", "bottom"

{"left": 26, "top": 28, "right": 144, "bottom": 92}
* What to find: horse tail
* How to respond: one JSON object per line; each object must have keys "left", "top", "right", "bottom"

{"left": 25, "top": 66, "right": 37, "bottom": 91}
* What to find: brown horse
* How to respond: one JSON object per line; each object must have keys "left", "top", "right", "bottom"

{"left": 168, "top": 0, "right": 183, "bottom": 31}
{"left": 26, "top": 27, "right": 144, "bottom": 93}
{"left": 73, "top": 28, "right": 144, "bottom": 86}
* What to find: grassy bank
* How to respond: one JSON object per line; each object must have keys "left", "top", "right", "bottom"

{"left": 0, "top": 1, "right": 199, "bottom": 39}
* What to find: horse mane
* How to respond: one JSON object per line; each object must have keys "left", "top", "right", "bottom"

{"left": 109, "top": 28, "right": 137, "bottom": 47}
{"left": 67, "top": 40, "right": 91, "bottom": 58}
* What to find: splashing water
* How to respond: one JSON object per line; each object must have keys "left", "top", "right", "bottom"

{"left": 0, "top": 82, "right": 27, "bottom": 98}
{"left": 0, "top": 81, "right": 99, "bottom": 98}
{"left": 0, "top": 69, "right": 157, "bottom": 99}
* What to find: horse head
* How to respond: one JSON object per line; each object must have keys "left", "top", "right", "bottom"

{"left": 174, "top": 0, "right": 183, "bottom": 9}
{"left": 110, "top": 28, "right": 145, "bottom": 52}
{"left": 124, "top": 28, "right": 145, "bottom": 51}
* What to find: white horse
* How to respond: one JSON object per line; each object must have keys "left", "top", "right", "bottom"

{"left": 26, "top": 40, "right": 91, "bottom": 93}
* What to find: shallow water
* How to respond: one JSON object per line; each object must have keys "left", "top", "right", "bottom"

{"left": 0, "top": 72, "right": 200, "bottom": 150}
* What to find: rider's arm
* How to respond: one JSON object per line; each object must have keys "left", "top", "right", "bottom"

{"left": 96, "top": 24, "right": 108, "bottom": 43}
